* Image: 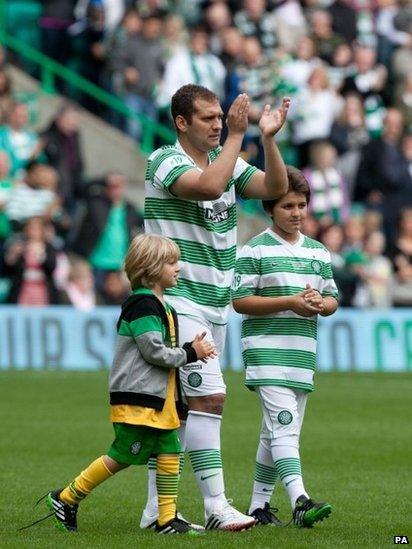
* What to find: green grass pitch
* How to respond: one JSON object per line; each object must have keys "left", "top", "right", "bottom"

{"left": 1, "top": 370, "right": 411, "bottom": 548}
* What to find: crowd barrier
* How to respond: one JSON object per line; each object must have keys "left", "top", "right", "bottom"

{"left": 0, "top": 306, "right": 411, "bottom": 372}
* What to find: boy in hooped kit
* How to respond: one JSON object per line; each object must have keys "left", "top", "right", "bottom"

{"left": 35, "top": 234, "right": 216, "bottom": 535}
{"left": 232, "top": 166, "right": 338, "bottom": 528}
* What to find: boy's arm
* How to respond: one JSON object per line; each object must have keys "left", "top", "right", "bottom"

{"left": 318, "top": 251, "right": 339, "bottom": 317}
{"left": 125, "top": 298, "right": 198, "bottom": 369}
{"left": 319, "top": 296, "right": 339, "bottom": 317}
{"left": 233, "top": 295, "right": 293, "bottom": 315}
{"left": 232, "top": 249, "right": 321, "bottom": 317}
{"left": 232, "top": 293, "right": 321, "bottom": 317}
{"left": 135, "top": 332, "right": 198, "bottom": 369}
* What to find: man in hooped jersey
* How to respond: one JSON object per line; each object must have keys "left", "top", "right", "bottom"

{"left": 143, "top": 84, "right": 290, "bottom": 531}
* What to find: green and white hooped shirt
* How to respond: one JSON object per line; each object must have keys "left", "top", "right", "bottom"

{"left": 144, "top": 141, "right": 257, "bottom": 325}
{"left": 232, "top": 228, "right": 339, "bottom": 391}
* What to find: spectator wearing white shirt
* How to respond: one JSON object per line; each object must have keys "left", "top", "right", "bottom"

{"left": 289, "top": 66, "right": 343, "bottom": 167}
{"left": 157, "top": 26, "right": 226, "bottom": 109}
{"left": 6, "top": 163, "right": 61, "bottom": 231}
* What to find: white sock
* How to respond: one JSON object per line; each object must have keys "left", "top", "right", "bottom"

{"left": 249, "top": 438, "right": 277, "bottom": 513}
{"left": 186, "top": 411, "right": 226, "bottom": 515}
{"left": 145, "top": 458, "right": 158, "bottom": 515}
{"left": 144, "top": 421, "right": 187, "bottom": 515}
{"left": 271, "top": 436, "right": 308, "bottom": 509}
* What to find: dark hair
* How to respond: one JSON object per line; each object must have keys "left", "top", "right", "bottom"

{"left": 262, "top": 165, "right": 311, "bottom": 214}
{"left": 171, "top": 84, "right": 218, "bottom": 128}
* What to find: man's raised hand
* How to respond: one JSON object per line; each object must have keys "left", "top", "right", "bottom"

{"left": 226, "top": 93, "right": 250, "bottom": 136}
{"left": 258, "top": 97, "right": 291, "bottom": 138}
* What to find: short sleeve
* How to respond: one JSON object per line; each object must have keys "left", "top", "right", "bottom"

{"left": 320, "top": 251, "right": 339, "bottom": 300}
{"left": 148, "top": 149, "right": 200, "bottom": 193}
{"left": 231, "top": 244, "right": 261, "bottom": 300}
{"left": 233, "top": 157, "right": 258, "bottom": 198}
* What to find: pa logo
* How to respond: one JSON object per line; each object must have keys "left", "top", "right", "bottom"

{"left": 394, "top": 536, "right": 409, "bottom": 544}
{"left": 188, "top": 372, "right": 202, "bottom": 388}
{"left": 311, "top": 260, "right": 322, "bottom": 274}
{"left": 130, "top": 441, "right": 142, "bottom": 455}
{"left": 278, "top": 410, "right": 293, "bottom": 425}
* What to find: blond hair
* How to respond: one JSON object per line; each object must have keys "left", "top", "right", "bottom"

{"left": 125, "top": 233, "right": 180, "bottom": 289}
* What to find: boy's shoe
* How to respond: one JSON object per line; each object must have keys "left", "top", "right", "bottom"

{"left": 249, "top": 502, "right": 283, "bottom": 526}
{"left": 46, "top": 490, "right": 78, "bottom": 532}
{"left": 155, "top": 516, "right": 203, "bottom": 535}
{"left": 292, "top": 495, "right": 332, "bottom": 528}
{"left": 140, "top": 509, "right": 204, "bottom": 531}
{"left": 205, "top": 501, "right": 256, "bottom": 531}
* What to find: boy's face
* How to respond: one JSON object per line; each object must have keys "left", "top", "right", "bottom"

{"left": 157, "top": 261, "right": 180, "bottom": 290}
{"left": 270, "top": 191, "right": 308, "bottom": 239}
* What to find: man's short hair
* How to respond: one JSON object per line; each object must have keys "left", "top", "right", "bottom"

{"left": 171, "top": 84, "right": 218, "bottom": 127}
{"left": 125, "top": 233, "right": 180, "bottom": 289}
{"left": 262, "top": 165, "right": 311, "bottom": 214}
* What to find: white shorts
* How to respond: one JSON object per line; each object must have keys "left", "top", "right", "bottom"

{"left": 178, "top": 314, "right": 227, "bottom": 397}
{"left": 257, "top": 386, "right": 308, "bottom": 441}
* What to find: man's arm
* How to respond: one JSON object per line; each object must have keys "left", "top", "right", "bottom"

{"left": 169, "top": 94, "right": 250, "bottom": 201}
{"left": 242, "top": 98, "right": 291, "bottom": 200}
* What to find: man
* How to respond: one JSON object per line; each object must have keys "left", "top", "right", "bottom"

{"left": 143, "top": 84, "right": 290, "bottom": 530}
{"left": 157, "top": 26, "right": 226, "bottom": 112}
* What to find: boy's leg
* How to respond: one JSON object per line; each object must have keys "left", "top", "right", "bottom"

{"left": 153, "top": 428, "right": 202, "bottom": 534}
{"left": 156, "top": 453, "right": 179, "bottom": 526}
{"left": 258, "top": 386, "right": 308, "bottom": 507}
{"left": 258, "top": 387, "right": 331, "bottom": 526}
{"left": 141, "top": 421, "right": 187, "bottom": 527}
{"left": 48, "top": 455, "right": 127, "bottom": 532}
{"left": 59, "top": 456, "right": 124, "bottom": 506}
{"left": 247, "top": 418, "right": 281, "bottom": 525}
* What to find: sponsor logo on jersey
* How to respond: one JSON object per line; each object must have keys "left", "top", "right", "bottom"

{"left": 203, "top": 200, "right": 229, "bottom": 223}
{"left": 183, "top": 364, "right": 202, "bottom": 371}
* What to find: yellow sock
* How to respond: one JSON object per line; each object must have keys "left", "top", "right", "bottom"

{"left": 59, "top": 456, "right": 113, "bottom": 506}
{"left": 156, "top": 454, "right": 179, "bottom": 526}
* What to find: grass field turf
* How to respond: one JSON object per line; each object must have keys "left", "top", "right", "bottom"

{"left": 1, "top": 370, "right": 411, "bottom": 548}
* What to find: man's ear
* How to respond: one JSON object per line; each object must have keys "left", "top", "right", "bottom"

{"left": 175, "top": 115, "right": 188, "bottom": 133}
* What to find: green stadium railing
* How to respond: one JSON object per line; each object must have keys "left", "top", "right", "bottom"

{"left": 0, "top": 30, "right": 176, "bottom": 154}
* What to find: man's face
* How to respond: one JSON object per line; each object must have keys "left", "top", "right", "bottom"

{"left": 9, "top": 104, "right": 28, "bottom": 128}
{"left": 271, "top": 192, "right": 308, "bottom": 237}
{"left": 183, "top": 99, "right": 223, "bottom": 151}
{"left": 105, "top": 174, "right": 125, "bottom": 202}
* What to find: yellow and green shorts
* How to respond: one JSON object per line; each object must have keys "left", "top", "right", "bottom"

{"left": 107, "top": 423, "right": 180, "bottom": 465}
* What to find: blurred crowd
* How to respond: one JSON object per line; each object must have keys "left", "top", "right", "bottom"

{"left": 0, "top": 57, "right": 144, "bottom": 307}
{"left": 1, "top": 0, "right": 412, "bottom": 308}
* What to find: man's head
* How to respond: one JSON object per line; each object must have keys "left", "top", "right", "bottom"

{"left": 56, "top": 104, "right": 80, "bottom": 135}
{"left": 25, "top": 162, "right": 58, "bottom": 191}
{"left": 383, "top": 108, "right": 404, "bottom": 142}
{"left": 171, "top": 84, "right": 222, "bottom": 150}
{"left": 189, "top": 26, "right": 209, "bottom": 55}
{"left": 141, "top": 12, "right": 163, "bottom": 40}
{"left": 104, "top": 172, "right": 126, "bottom": 203}
{"left": 7, "top": 102, "right": 29, "bottom": 130}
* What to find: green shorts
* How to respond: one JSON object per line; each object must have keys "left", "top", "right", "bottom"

{"left": 107, "top": 423, "right": 180, "bottom": 466}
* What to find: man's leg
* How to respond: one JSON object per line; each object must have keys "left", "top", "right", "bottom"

{"left": 180, "top": 317, "right": 255, "bottom": 530}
